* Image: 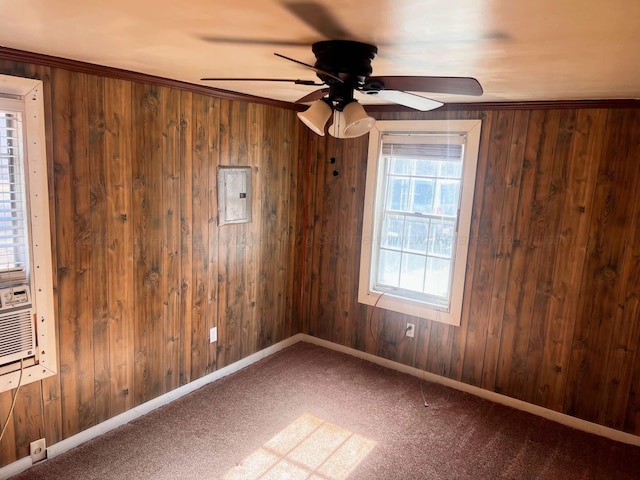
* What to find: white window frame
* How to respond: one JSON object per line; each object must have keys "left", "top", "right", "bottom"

{"left": 0, "top": 74, "right": 57, "bottom": 392}
{"left": 358, "top": 119, "right": 482, "bottom": 326}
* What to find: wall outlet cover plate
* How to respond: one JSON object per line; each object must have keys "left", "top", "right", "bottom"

{"left": 30, "top": 438, "right": 46, "bottom": 463}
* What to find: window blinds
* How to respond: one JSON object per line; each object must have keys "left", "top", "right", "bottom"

{"left": 0, "top": 106, "right": 29, "bottom": 286}
{"left": 381, "top": 134, "right": 464, "bottom": 160}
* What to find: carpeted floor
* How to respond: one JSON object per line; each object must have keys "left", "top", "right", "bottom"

{"left": 11, "top": 342, "right": 640, "bottom": 479}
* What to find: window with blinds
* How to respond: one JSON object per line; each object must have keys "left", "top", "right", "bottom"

{"left": 0, "top": 107, "right": 29, "bottom": 287}
{"left": 0, "top": 74, "right": 57, "bottom": 393}
{"left": 359, "top": 120, "right": 482, "bottom": 326}
{"left": 375, "top": 135, "right": 465, "bottom": 308}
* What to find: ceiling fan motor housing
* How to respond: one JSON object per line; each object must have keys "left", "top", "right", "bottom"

{"left": 312, "top": 40, "right": 378, "bottom": 106}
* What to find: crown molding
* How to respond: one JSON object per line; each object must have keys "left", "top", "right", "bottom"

{"left": 0, "top": 46, "right": 300, "bottom": 110}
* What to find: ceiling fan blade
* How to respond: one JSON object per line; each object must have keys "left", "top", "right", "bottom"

{"left": 201, "top": 78, "right": 322, "bottom": 86}
{"left": 283, "top": 1, "right": 352, "bottom": 39}
{"left": 359, "top": 90, "right": 444, "bottom": 112}
{"left": 295, "top": 88, "right": 329, "bottom": 103}
{"left": 199, "top": 36, "right": 313, "bottom": 47}
{"left": 274, "top": 53, "right": 343, "bottom": 83}
{"left": 366, "top": 76, "right": 483, "bottom": 96}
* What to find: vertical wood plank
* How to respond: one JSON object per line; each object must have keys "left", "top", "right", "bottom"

{"left": 87, "top": 74, "right": 110, "bottom": 424}
{"left": 104, "top": 77, "right": 134, "bottom": 415}
{"left": 258, "top": 105, "right": 274, "bottom": 350}
{"left": 292, "top": 124, "right": 309, "bottom": 334}
{"left": 216, "top": 98, "right": 231, "bottom": 366}
{"left": 189, "top": 93, "right": 211, "bottom": 378}
{"left": 261, "top": 106, "right": 278, "bottom": 349}
{"left": 275, "top": 107, "right": 293, "bottom": 343}
{"left": 163, "top": 87, "right": 181, "bottom": 392}
{"left": 206, "top": 96, "right": 220, "bottom": 373}
{"left": 242, "top": 102, "right": 259, "bottom": 359}
{"left": 131, "top": 83, "right": 165, "bottom": 405}
{"left": 217, "top": 98, "right": 236, "bottom": 368}
{"left": 285, "top": 110, "right": 302, "bottom": 339}
{"left": 70, "top": 71, "right": 97, "bottom": 431}
{"left": 178, "top": 90, "right": 193, "bottom": 386}
{"left": 299, "top": 127, "right": 317, "bottom": 337}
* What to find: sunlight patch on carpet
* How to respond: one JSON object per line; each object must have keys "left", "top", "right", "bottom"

{"left": 224, "top": 413, "right": 377, "bottom": 479}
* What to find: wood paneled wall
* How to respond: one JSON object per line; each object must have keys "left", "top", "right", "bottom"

{"left": 0, "top": 60, "right": 301, "bottom": 466}
{"left": 1, "top": 53, "right": 640, "bottom": 469}
{"left": 299, "top": 108, "right": 640, "bottom": 435}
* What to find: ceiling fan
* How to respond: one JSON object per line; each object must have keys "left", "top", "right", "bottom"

{"left": 200, "top": 2, "right": 484, "bottom": 138}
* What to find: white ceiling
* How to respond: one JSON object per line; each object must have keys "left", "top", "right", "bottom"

{"left": 2, "top": 0, "right": 639, "bottom": 106}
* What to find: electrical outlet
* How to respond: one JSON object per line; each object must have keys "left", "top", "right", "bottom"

{"left": 210, "top": 327, "right": 217, "bottom": 343}
{"left": 406, "top": 323, "right": 415, "bottom": 338}
{"left": 30, "top": 438, "right": 46, "bottom": 463}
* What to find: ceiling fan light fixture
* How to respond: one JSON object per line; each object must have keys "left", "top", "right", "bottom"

{"left": 297, "top": 99, "right": 332, "bottom": 136}
{"left": 328, "top": 109, "right": 348, "bottom": 139}
{"left": 342, "top": 101, "right": 376, "bottom": 138}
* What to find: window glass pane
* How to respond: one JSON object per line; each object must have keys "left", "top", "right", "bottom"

{"left": 380, "top": 214, "right": 404, "bottom": 249}
{"left": 424, "top": 257, "right": 451, "bottom": 299}
{"left": 435, "top": 180, "right": 460, "bottom": 216}
{"left": 428, "top": 220, "right": 456, "bottom": 258}
{"left": 390, "top": 157, "right": 412, "bottom": 175}
{"left": 414, "top": 159, "right": 437, "bottom": 177}
{"left": 400, "top": 253, "right": 426, "bottom": 292}
{"left": 411, "top": 179, "right": 434, "bottom": 214}
{"left": 403, "top": 218, "right": 428, "bottom": 254}
{"left": 387, "top": 177, "right": 410, "bottom": 211}
{"left": 438, "top": 160, "right": 462, "bottom": 178}
{"left": 377, "top": 249, "right": 401, "bottom": 288}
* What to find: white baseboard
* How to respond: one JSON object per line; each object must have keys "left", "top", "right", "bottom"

{"left": 2, "top": 332, "right": 638, "bottom": 479}
{"left": 298, "top": 334, "right": 640, "bottom": 448}
{"left": 0, "top": 334, "right": 304, "bottom": 480}
{"left": 0, "top": 457, "right": 31, "bottom": 480}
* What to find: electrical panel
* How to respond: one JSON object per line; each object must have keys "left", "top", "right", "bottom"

{"left": 218, "top": 166, "right": 252, "bottom": 225}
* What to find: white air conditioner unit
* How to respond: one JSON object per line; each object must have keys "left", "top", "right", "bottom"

{"left": 0, "top": 284, "right": 36, "bottom": 367}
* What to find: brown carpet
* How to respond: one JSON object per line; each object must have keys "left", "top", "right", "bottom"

{"left": 11, "top": 342, "right": 640, "bottom": 479}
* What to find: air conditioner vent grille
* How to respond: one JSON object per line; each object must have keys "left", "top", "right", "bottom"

{"left": 0, "top": 308, "right": 35, "bottom": 366}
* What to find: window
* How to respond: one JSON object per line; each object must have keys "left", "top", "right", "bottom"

{"left": 0, "top": 74, "right": 56, "bottom": 393}
{"left": 359, "top": 120, "right": 482, "bottom": 325}
{"left": 0, "top": 106, "right": 29, "bottom": 285}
